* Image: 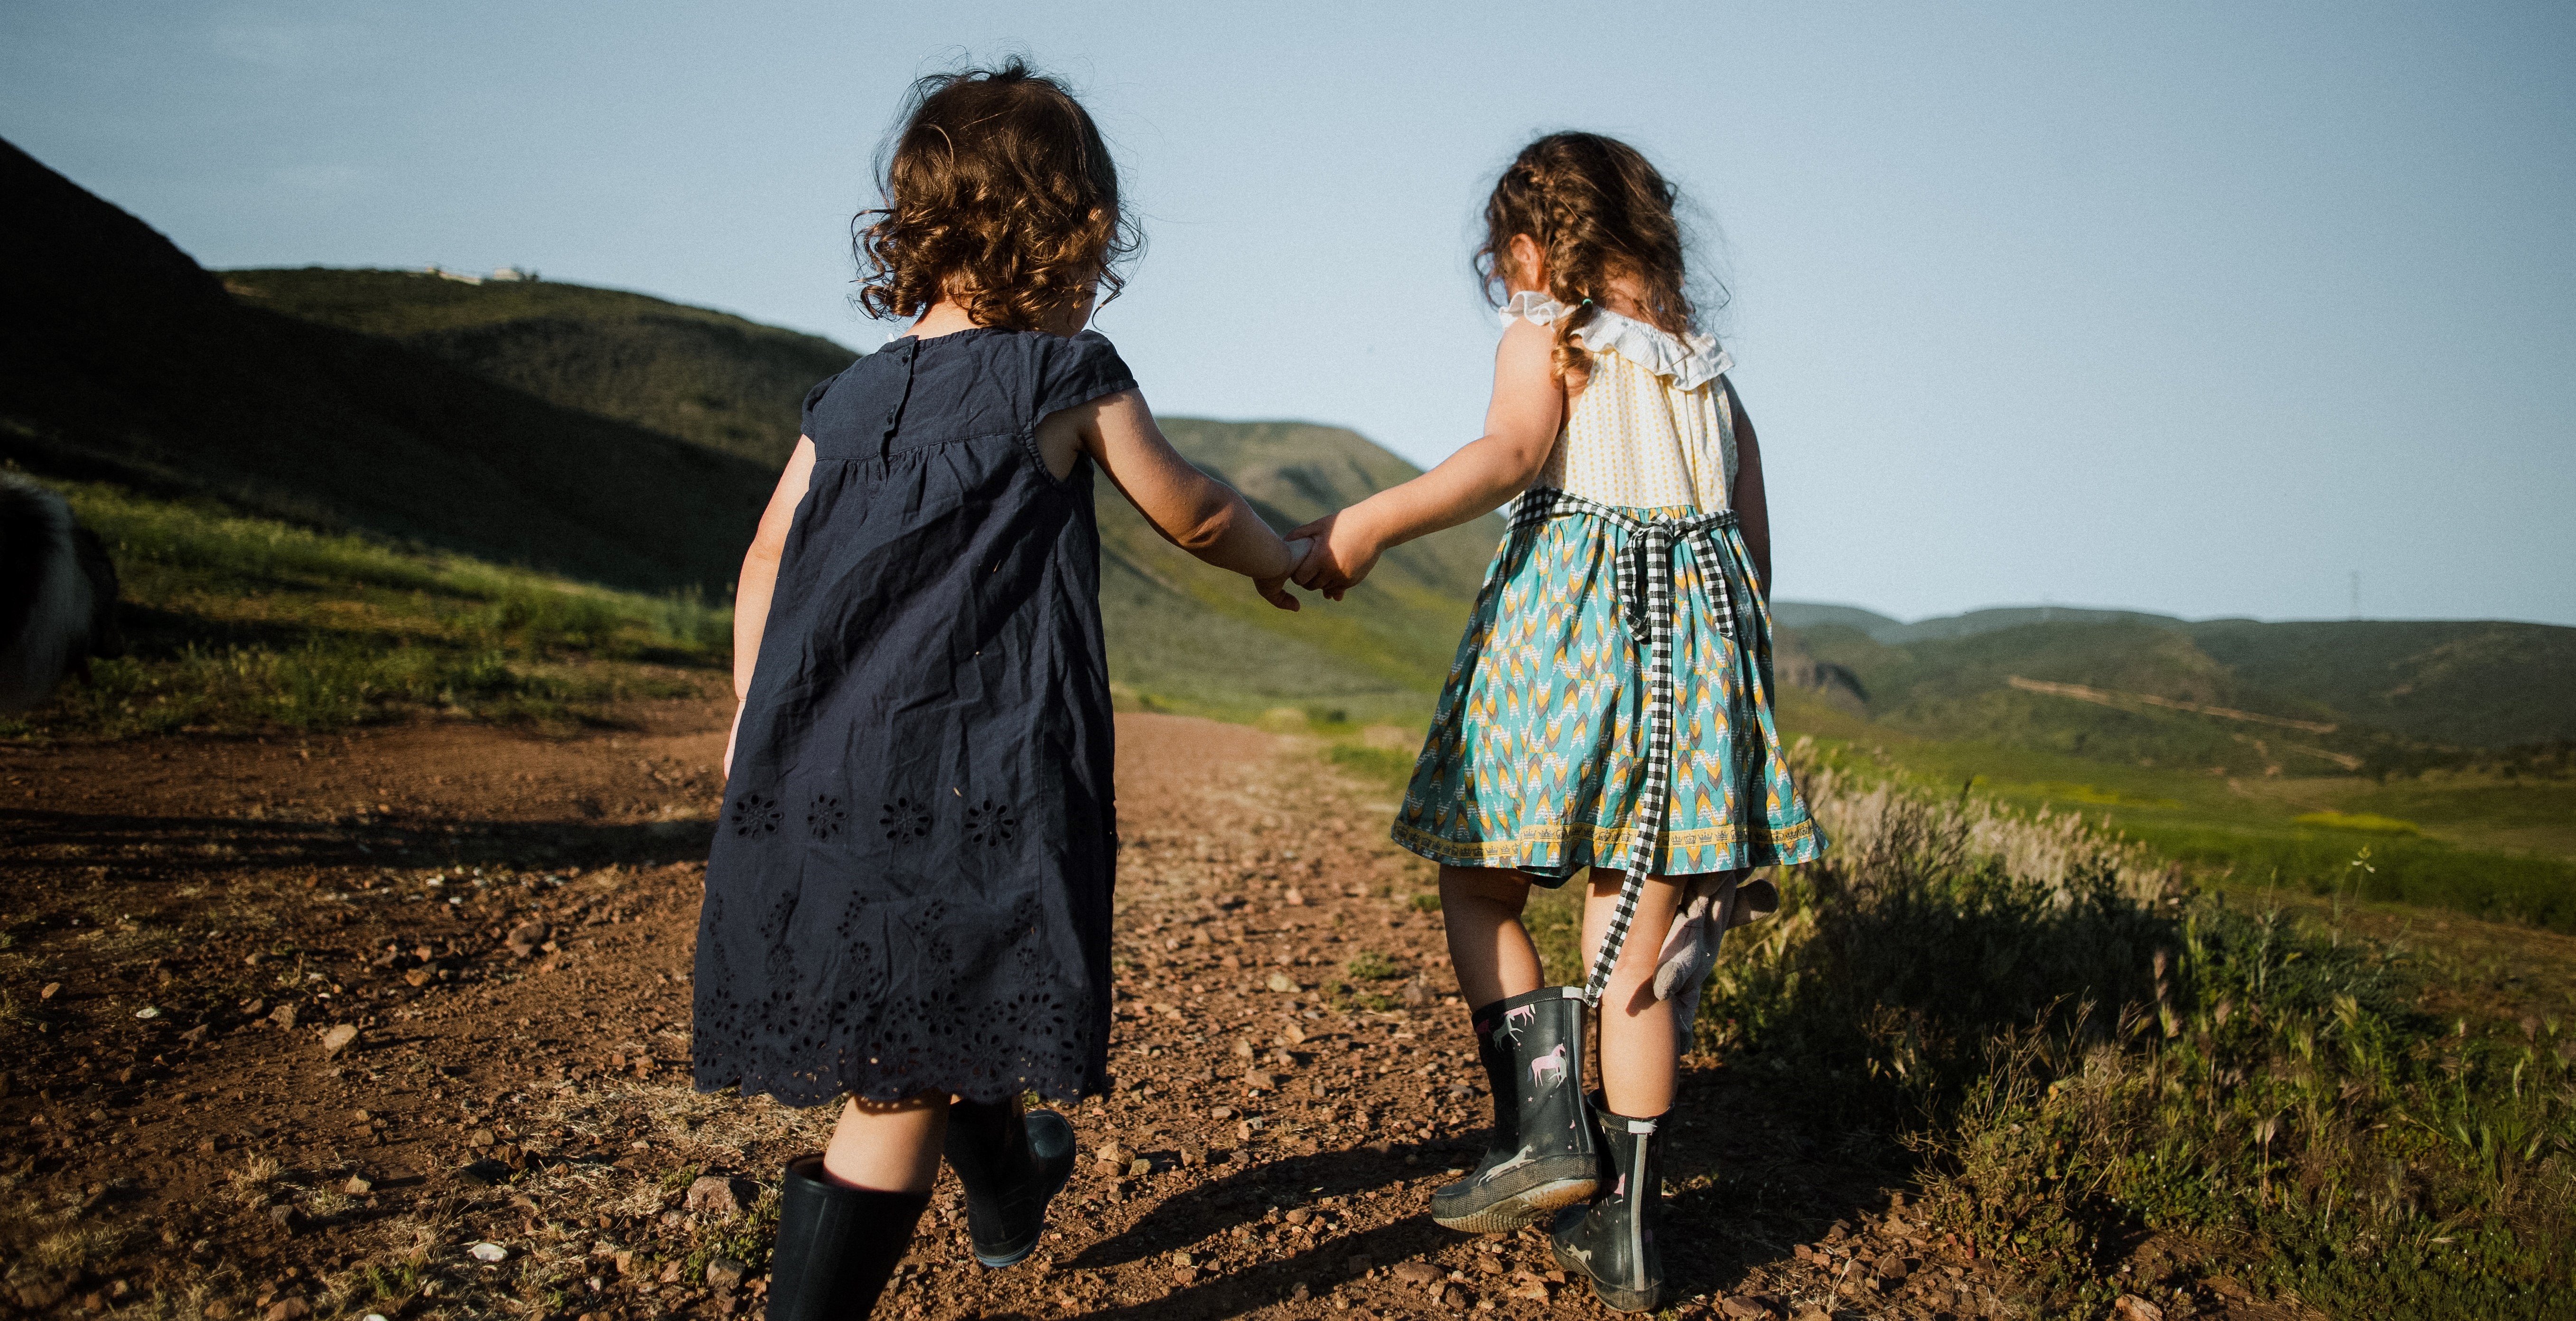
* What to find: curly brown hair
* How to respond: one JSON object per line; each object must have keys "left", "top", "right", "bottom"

{"left": 855, "top": 59, "right": 1137, "bottom": 331}
{"left": 1475, "top": 133, "right": 1699, "bottom": 388}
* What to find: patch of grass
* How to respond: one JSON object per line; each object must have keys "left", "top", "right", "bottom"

{"left": 1344, "top": 950, "right": 1402, "bottom": 981}
{"left": 1408, "top": 891, "right": 1443, "bottom": 914}
{"left": 683, "top": 1190, "right": 781, "bottom": 1279}
{"left": 352, "top": 1259, "right": 424, "bottom": 1307}
{"left": 2137, "top": 823, "right": 2576, "bottom": 933}
{"left": 1328, "top": 981, "right": 1398, "bottom": 1014}
{"left": 225, "top": 1154, "right": 283, "bottom": 1207}
{"left": 1327, "top": 743, "right": 1417, "bottom": 788}
{"left": 2292, "top": 810, "right": 2422, "bottom": 835}
{"left": 3, "top": 477, "right": 728, "bottom": 740}
{"left": 32, "top": 1222, "right": 126, "bottom": 1274}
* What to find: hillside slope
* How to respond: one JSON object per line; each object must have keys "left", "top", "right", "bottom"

{"left": 1777, "top": 607, "right": 2576, "bottom": 758}
{"left": 2187, "top": 619, "right": 2576, "bottom": 750}
{"left": 0, "top": 141, "right": 1483, "bottom": 724}
{"left": 230, "top": 269, "right": 1504, "bottom": 714}
{"left": 227, "top": 270, "right": 1502, "bottom": 718}
{"left": 226, "top": 266, "right": 855, "bottom": 468}
{"left": 0, "top": 140, "right": 777, "bottom": 597}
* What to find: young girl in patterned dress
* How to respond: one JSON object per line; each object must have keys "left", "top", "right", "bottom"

{"left": 1291, "top": 133, "right": 1825, "bottom": 1312}
{"left": 698, "top": 63, "right": 1306, "bottom": 1320}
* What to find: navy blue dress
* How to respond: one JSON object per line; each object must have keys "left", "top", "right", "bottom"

{"left": 693, "top": 327, "right": 1133, "bottom": 1108}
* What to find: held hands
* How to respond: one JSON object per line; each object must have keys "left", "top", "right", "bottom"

{"left": 1254, "top": 537, "right": 1310, "bottom": 611}
{"left": 1251, "top": 513, "right": 1381, "bottom": 609}
{"left": 1285, "top": 509, "right": 1382, "bottom": 601}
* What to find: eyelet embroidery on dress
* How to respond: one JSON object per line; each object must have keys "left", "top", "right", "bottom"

{"left": 806, "top": 794, "right": 847, "bottom": 841}
{"left": 730, "top": 793, "right": 782, "bottom": 837}
{"left": 880, "top": 797, "right": 933, "bottom": 841}
{"left": 965, "top": 799, "right": 1018, "bottom": 847}
{"left": 694, "top": 883, "right": 1096, "bottom": 1108}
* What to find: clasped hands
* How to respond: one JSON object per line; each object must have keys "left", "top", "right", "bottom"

{"left": 1252, "top": 508, "right": 1382, "bottom": 611}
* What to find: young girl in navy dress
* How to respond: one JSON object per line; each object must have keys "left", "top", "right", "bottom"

{"left": 694, "top": 62, "right": 1306, "bottom": 1320}
{"left": 1292, "top": 134, "right": 1824, "bottom": 1312}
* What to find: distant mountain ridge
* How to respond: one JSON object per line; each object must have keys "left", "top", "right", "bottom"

{"left": 1776, "top": 601, "right": 2189, "bottom": 644}
{"left": 1775, "top": 600, "right": 2576, "bottom": 762}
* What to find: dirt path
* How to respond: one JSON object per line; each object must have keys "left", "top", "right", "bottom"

{"left": 5, "top": 704, "right": 2053, "bottom": 1321}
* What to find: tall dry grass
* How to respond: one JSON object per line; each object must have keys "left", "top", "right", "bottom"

{"left": 1680, "top": 750, "right": 2576, "bottom": 1316}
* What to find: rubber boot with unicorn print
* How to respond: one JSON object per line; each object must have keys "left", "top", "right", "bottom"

{"left": 1430, "top": 985, "right": 1602, "bottom": 1231}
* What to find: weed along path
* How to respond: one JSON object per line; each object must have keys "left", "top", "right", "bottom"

{"left": 6, "top": 705, "right": 2319, "bottom": 1321}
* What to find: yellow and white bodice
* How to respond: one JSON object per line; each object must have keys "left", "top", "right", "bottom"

{"left": 1504, "top": 291, "right": 1737, "bottom": 513}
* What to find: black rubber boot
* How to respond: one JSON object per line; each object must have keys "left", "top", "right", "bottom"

{"left": 1549, "top": 1105, "right": 1667, "bottom": 1313}
{"left": 942, "top": 1096, "right": 1076, "bottom": 1268}
{"left": 1430, "top": 986, "right": 1600, "bottom": 1232}
{"left": 765, "top": 1155, "right": 929, "bottom": 1321}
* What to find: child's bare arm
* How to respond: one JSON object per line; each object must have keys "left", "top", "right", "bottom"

{"left": 724, "top": 437, "right": 816, "bottom": 777}
{"left": 1724, "top": 379, "right": 1771, "bottom": 599}
{"left": 1288, "top": 318, "right": 1561, "bottom": 598}
{"left": 1041, "top": 390, "right": 1302, "bottom": 610}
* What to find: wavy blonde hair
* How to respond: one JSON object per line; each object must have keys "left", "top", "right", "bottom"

{"left": 855, "top": 60, "right": 1138, "bottom": 331}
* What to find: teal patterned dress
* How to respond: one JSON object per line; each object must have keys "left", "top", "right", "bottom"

{"left": 1392, "top": 302, "right": 1824, "bottom": 885}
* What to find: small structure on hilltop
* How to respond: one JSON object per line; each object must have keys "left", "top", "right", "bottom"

{"left": 421, "top": 265, "right": 540, "bottom": 285}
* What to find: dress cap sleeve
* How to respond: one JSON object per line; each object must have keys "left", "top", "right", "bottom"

{"left": 799, "top": 370, "right": 843, "bottom": 440}
{"left": 1035, "top": 330, "right": 1139, "bottom": 420}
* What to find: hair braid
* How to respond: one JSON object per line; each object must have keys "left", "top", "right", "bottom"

{"left": 1475, "top": 133, "right": 1701, "bottom": 390}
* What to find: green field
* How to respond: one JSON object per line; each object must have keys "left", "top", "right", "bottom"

{"left": 1773, "top": 687, "right": 2576, "bottom": 934}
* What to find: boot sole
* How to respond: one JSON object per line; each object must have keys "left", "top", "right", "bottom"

{"left": 1431, "top": 1176, "right": 1598, "bottom": 1233}
{"left": 1550, "top": 1237, "right": 1660, "bottom": 1313}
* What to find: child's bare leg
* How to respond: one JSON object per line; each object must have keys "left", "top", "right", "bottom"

{"left": 1580, "top": 867, "right": 1689, "bottom": 1115}
{"left": 821, "top": 1093, "right": 948, "bottom": 1193}
{"left": 1440, "top": 865, "right": 1542, "bottom": 1006}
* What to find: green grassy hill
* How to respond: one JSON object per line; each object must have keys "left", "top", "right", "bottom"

{"left": 223, "top": 266, "right": 855, "bottom": 468}
{"left": 1777, "top": 607, "right": 2576, "bottom": 757}
{"left": 0, "top": 141, "right": 780, "bottom": 599}
{"left": 1, "top": 138, "right": 1487, "bottom": 735}
{"left": 2189, "top": 618, "right": 2576, "bottom": 749}
{"left": 1097, "top": 420, "right": 1499, "bottom": 722}
{"left": 1791, "top": 619, "right": 2399, "bottom": 776}
{"left": 219, "top": 270, "right": 1497, "bottom": 724}
{"left": 224, "top": 269, "right": 1502, "bottom": 722}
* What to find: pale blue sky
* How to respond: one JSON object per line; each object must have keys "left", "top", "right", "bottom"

{"left": 7, "top": 2, "right": 2571, "bottom": 625}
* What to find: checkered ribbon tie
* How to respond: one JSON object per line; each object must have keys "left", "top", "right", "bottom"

{"left": 1508, "top": 488, "right": 1743, "bottom": 1007}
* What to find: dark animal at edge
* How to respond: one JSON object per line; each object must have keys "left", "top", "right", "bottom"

{"left": 0, "top": 474, "right": 122, "bottom": 713}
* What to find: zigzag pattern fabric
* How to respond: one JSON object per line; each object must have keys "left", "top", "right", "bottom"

{"left": 1393, "top": 487, "right": 1825, "bottom": 995}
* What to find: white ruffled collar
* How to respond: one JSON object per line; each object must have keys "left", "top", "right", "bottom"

{"left": 1499, "top": 291, "right": 1730, "bottom": 390}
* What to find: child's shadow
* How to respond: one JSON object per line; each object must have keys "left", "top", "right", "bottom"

{"left": 1061, "top": 1143, "right": 1465, "bottom": 1316}
{"left": 1061, "top": 1065, "right": 1939, "bottom": 1318}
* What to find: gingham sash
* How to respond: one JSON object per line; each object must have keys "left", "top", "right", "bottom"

{"left": 1505, "top": 487, "right": 1745, "bottom": 1007}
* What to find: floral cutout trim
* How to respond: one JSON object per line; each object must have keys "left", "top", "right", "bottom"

{"left": 881, "top": 797, "right": 933, "bottom": 842}
{"left": 807, "top": 794, "right": 847, "bottom": 841}
{"left": 965, "top": 799, "right": 1018, "bottom": 847}
{"left": 730, "top": 793, "right": 782, "bottom": 837}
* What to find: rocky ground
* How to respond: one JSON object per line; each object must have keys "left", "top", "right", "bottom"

{"left": 2, "top": 702, "right": 2303, "bottom": 1321}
